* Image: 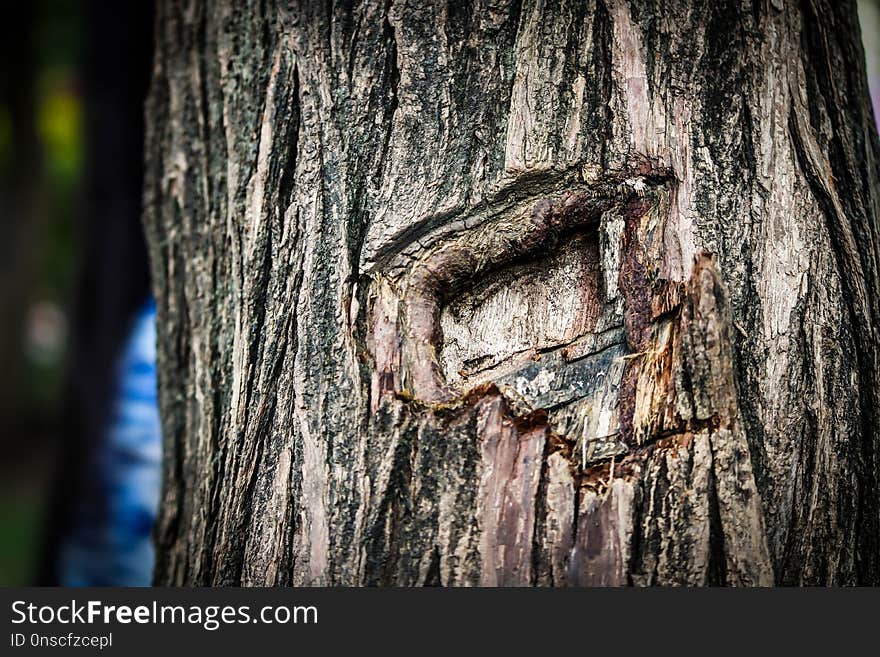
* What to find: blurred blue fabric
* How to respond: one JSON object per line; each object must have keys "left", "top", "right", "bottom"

{"left": 59, "top": 298, "right": 161, "bottom": 586}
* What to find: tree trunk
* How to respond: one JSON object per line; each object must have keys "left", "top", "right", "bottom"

{"left": 144, "top": 0, "right": 880, "bottom": 585}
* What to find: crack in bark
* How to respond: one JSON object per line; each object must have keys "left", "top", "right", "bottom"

{"left": 392, "top": 165, "right": 673, "bottom": 403}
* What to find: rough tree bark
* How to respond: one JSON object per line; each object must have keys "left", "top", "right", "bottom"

{"left": 144, "top": 0, "right": 880, "bottom": 585}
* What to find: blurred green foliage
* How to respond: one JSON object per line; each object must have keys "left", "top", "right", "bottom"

{"left": 38, "top": 81, "right": 82, "bottom": 183}
{"left": 0, "top": 498, "right": 44, "bottom": 586}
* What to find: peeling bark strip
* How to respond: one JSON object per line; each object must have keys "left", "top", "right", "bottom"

{"left": 145, "top": 0, "right": 880, "bottom": 585}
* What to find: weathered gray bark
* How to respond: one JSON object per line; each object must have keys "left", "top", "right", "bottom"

{"left": 144, "top": 0, "right": 880, "bottom": 585}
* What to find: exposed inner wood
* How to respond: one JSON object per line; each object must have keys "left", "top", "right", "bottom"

{"left": 440, "top": 231, "right": 602, "bottom": 385}
{"left": 436, "top": 227, "right": 629, "bottom": 468}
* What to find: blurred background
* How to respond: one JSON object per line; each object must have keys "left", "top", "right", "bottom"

{"left": 1, "top": 0, "right": 879, "bottom": 586}
{"left": 0, "top": 0, "right": 154, "bottom": 585}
